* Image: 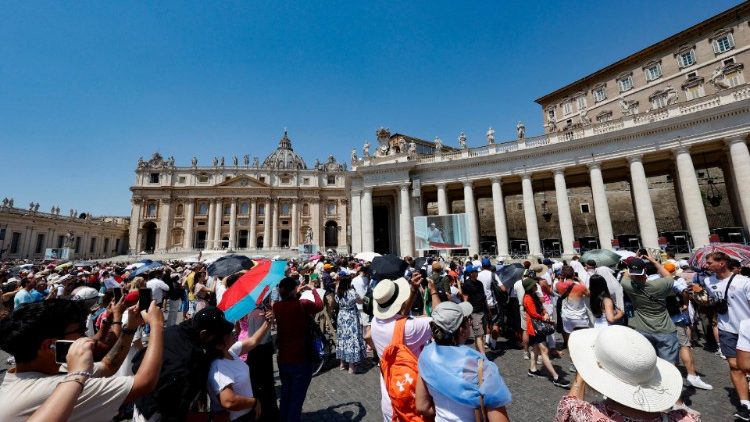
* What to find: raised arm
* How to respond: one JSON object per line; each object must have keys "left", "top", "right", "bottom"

{"left": 237, "top": 319, "right": 271, "bottom": 355}
{"left": 124, "top": 301, "right": 164, "bottom": 403}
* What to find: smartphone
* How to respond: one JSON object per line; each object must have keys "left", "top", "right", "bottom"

{"left": 138, "top": 288, "right": 152, "bottom": 311}
{"left": 54, "top": 340, "right": 74, "bottom": 364}
{"left": 113, "top": 287, "right": 123, "bottom": 302}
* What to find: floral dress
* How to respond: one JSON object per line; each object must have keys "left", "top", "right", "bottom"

{"left": 335, "top": 289, "right": 366, "bottom": 364}
{"left": 554, "top": 396, "right": 700, "bottom": 422}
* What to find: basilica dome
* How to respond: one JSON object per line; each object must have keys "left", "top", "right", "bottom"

{"left": 262, "top": 130, "right": 307, "bottom": 170}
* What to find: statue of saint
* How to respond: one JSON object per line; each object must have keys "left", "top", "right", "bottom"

{"left": 137, "top": 156, "right": 145, "bottom": 168}
{"left": 212, "top": 157, "right": 219, "bottom": 167}
{"left": 243, "top": 154, "right": 250, "bottom": 166}
{"left": 253, "top": 156, "right": 259, "bottom": 168}
{"left": 408, "top": 141, "right": 417, "bottom": 157}
{"left": 434, "top": 137, "right": 443, "bottom": 155}
{"left": 167, "top": 156, "right": 175, "bottom": 166}
{"left": 220, "top": 156, "right": 225, "bottom": 167}
{"left": 34, "top": 203, "right": 39, "bottom": 212}
{"left": 305, "top": 227, "right": 313, "bottom": 244}
{"left": 232, "top": 155, "right": 238, "bottom": 167}
{"left": 486, "top": 127, "right": 495, "bottom": 144}
{"left": 709, "top": 65, "right": 730, "bottom": 89}
{"left": 351, "top": 148, "right": 358, "bottom": 164}
{"left": 580, "top": 108, "right": 591, "bottom": 125}
{"left": 363, "top": 142, "right": 370, "bottom": 157}
{"left": 516, "top": 121, "right": 525, "bottom": 139}
{"left": 458, "top": 132, "right": 467, "bottom": 149}
{"left": 192, "top": 156, "right": 198, "bottom": 167}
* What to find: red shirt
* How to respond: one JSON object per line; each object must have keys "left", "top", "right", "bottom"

{"left": 273, "top": 289, "right": 323, "bottom": 365}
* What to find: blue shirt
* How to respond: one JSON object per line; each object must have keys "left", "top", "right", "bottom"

{"left": 13, "top": 289, "right": 34, "bottom": 310}
{"left": 30, "top": 289, "right": 48, "bottom": 302}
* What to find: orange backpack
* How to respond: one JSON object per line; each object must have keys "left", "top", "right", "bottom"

{"left": 379, "top": 318, "right": 424, "bottom": 422}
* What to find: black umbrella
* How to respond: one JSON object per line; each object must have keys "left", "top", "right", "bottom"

{"left": 371, "top": 254, "right": 407, "bottom": 280}
{"left": 414, "top": 256, "right": 429, "bottom": 271}
{"left": 497, "top": 263, "right": 525, "bottom": 290}
{"left": 207, "top": 254, "right": 254, "bottom": 278}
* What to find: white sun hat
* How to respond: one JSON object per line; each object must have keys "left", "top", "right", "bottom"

{"left": 372, "top": 277, "right": 411, "bottom": 320}
{"left": 568, "top": 326, "right": 682, "bottom": 413}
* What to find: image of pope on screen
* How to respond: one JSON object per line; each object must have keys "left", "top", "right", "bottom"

{"left": 414, "top": 214, "right": 471, "bottom": 250}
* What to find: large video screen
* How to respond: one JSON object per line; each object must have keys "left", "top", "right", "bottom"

{"left": 414, "top": 214, "right": 471, "bottom": 250}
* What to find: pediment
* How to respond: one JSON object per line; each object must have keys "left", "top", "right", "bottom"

{"left": 216, "top": 175, "right": 270, "bottom": 188}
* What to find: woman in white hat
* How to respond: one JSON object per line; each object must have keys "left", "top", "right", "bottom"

{"left": 416, "top": 301, "right": 512, "bottom": 422}
{"left": 555, "top": 326, "right": 699, "bottom": 422}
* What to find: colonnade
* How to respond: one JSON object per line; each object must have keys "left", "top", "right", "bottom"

{"left": 352, "top": 136, "right": 750, "bottom": 258}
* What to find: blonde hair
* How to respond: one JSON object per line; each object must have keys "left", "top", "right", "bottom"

{"left": 129, "top": 276, "right": 146, "bottom": 290}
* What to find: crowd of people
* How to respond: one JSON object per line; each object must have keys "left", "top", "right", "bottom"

{"left": 0, "top": 246, "right": 749, "bottom": 421}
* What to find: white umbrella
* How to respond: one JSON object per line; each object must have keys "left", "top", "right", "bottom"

{"left": 614, "top": 250, "right": 636, "bottom": 259}
{"left": 124, "top": 262, "right": 146, "bottom": 270}
{"left": 355, "top": 251, "right": 382, "bottom": 262}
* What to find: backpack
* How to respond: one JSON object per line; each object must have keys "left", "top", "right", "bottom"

{"left": 379, "top": 319, "right": 424, "bottom": 422}
{"left": 362, "top": 285, "right": 374, "bottom": 317}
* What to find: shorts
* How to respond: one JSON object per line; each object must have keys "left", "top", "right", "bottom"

{"left": 529, "top": 332, "right": 546, "bottom": 346}
{"left": 676, "top": 325, "right": 691, "bottom": 348}
{"left": 359, "top": 311, "right": 371, "bottom": 327}
{"left": 519, "top": 307, "right": 527, "bottom": 331}
{"left": 719, "top": 329, "right": 739, "bottom": 358}
{"left": 470, "top": 312, "right": 485, "bottom": 338}
{"left": 640, "top": 331, "right": 679, "bottom": 364}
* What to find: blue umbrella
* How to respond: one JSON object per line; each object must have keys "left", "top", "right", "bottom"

{"left": 129, "top": 261, "right": 163, "bottom": 279}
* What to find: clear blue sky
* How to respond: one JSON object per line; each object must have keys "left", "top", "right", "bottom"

{"left": 0, "top": 0, "right": 742, "bottom": 216}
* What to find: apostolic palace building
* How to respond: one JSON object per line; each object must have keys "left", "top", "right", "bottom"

{"left": 123, "top": 2, "right": 748, "bottom": 260}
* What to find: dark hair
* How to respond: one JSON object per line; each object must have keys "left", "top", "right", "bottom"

{"left": 336, "top": 275, "right": 352, "bottom": 299}
{"left": 588, "top": 275, "right": 611, "bottom": 318}
{"left": 0, "top": 299, "right": 86, "bottom": 363}
{"left": 728, "top": 259, "right": 741, "bottom": 270}
{"left": 706, "top": 251, "right": 731, "bottom": 262}
{"left": 429, "top": 321, "right": 460, "bottom": 346}
{"left": 524, "top": 290, "right": 543, "bottom": 315}
{"left": 561, "top": 265, "right": 575, "bottom": 279}
{"left": 226, "top": 273, "right": 242, "bottom": 289}
{"left": 586, "top": 260, "right": 597, "bottom": 267}
{"left": 741, "top": 267, "right": 750, "bottom": 277}
{"left": 278, "top": 277, "right": 298, "bottom": 299}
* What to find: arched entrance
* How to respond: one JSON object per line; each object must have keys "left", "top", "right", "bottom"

{"left": 325, "top": 221, "right": 338, "bottom": 247}
{"left": 142, "top": 222, "right": 157, "bottom": 253}
{"left": 256, "top": 236, "right": 264, "bottom": 248}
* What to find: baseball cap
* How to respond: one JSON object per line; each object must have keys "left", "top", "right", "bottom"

{"left": 431, "top": 302, "right": 473, "bottom": 334}
{"left": 481, "top": 258, "right": 492, "bottom": 267}
{"left": 628, "top": 258, "right": 647, "bottom": 276}
{"left": 71, "top": 286, "right": 104, "bottom": 301}
{"left": 124, "top": 290, "right": 140, "bottom": 304}
{"left": 193, "top": 307, "right": 234, "bottom": 336}
{"left": 663, "top": 262, "right": 676, "bottom": 274}
{"left": 465, "top": 265, "right": 478, "bottom": 273}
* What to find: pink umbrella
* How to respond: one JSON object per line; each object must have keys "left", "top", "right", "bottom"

{"left": 688, "top": 243, "right": 750, "bottom": 268}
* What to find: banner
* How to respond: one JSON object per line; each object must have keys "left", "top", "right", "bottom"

{"left": 414, "top": 214, "right": 470, "bottom": 250}
{"left": 44, "top": 248, "right": 71, "bottom": 260}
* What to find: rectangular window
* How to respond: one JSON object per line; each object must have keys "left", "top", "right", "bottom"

{"left": 547, "top": 109, "right": 555, "bottom": 121}
{"left": 677, "top": 50, "right": 695, "bottom": 68}
{"left": 75, "top": 237, "right": 81, "bottom": 253}
{"left": 57, "top": 235, "right": 65, "bottom": 248}
{"left": 240, "top": 202, "right": 250, "bottom": 215}
{"left": 327, "top": 202, "right": 337, "bottom": 215}
{"left": 685, "top": 85, "right": 704, "bottom": 101}
{"left": 713, "top": 34, "right": 734, "bottom": 54}
{"left": 104, "top": 238, "right": 110, "bottom": 253}
{"left": 178, "top": 176, "right": 186, "bottom": 184}
{"left": 10, "top": 232, "right": 21, "bottom": 254}
{"left": 596, "top": 112, "right": 612, "bottom": 123}
{"left": 258, "top": 205, "right": 265, "bottom": 216}
{"left": 149, "top": 173, "right": 159, "bottom": 183}
{"left": 259, "top": 176, "right": 266, "bottom": 183}
{"left": 115, "top": 238, "right": 120, "bottom": 252}
{"left": 197, "top": 202, "right": 208, "bottom": 215}
{"left": 618, "top": 76, "right": 633, "bottom": 92}
{"left": 593, "top": 87, "right": 607, "bottom": 102}
{"left": 302, "top": 177, "right": 310, "bottom": 185}
{"left": 726, "top": 71, "right": 745, "bottom": 88}
{"left": 576, "top": 96, "right": 587, "bottom": 110}
{"left": 146, "top": 203, "right": 157, "bottom": 217}
{"left": 580, "top": 204, "right": 590, "bottom": 214}
{"left": 280, "top": 176, "right": 291, "bottom": 184}
{"left": 651, "top": 95, "right": 668, "bottom": 109}
{"left": 645, "top": 63, "right": 662, "bottom": 81}
{"left": 197, "top": 174, "right": 209, "bottom": 183}
{"left": 35, "top": 234, "right": 45, "bottom": 254}
{"left": 89, "top": 238, "right": 96, "bottom": 253}
{"left": 562, "top": 101, "right": 572, "bottom": 115}
{"left": 223, "top": 205, "right": 231, "bottom": 215}
{"left": 327, "top": 175, "right": 336, "bottom": 185}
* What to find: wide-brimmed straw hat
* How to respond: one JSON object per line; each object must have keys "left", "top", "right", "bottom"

{"left": 372, "top": 277, "right": 411, "bottom": 319}
{"left": 569, "top": 326, "right": 682, "bottom": 412}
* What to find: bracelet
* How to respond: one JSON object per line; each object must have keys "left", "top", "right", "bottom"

{"left": 67, "top": 371, "right": 92, "bottom": 378}
{"left": 59, "top": 379, "right": 85, "bottom": 388}
{"left": 122, "top": 327, "right": 137, "bottom": 335}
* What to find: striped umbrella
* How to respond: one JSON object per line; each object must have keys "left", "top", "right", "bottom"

{"left": 688, "top": 243, "right": 750, "bottom": 268}
{"left": 218, "top": 259, "right": 287, "bottom": 322}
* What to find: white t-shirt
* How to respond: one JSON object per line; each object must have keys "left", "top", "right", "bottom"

{"left": 737, "top": 319, "right": 750, "bottom": 352}
{"left": 352, "top": 275, "right": 368, "bottom": 311}
{"left": 707, "top": 273, "right": 750, "bottom": 334}
{"left": 0, "top": 363, "right": 134, "bottom": 422}
{"left": 371, "top": 315, "right": 432, "bottom": 422}
{"left": 215, "top": 282, "right": 227, "bottom": 306}
{"left": 477, "top": 270, "right": 497, "bottom": 307}
{"left": 427, "top": 383, "right": 476, "bottom": 422}
{"left": 207, "top": 341, "right": 254, "bottom": 421}
{"left": 146, "top": 278, "right": 170, "bottom": 303}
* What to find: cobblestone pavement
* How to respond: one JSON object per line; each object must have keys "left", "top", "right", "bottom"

{"left": 300, "top": 337, "right": 742, "bottom": 422}
{"left": 0, "top": 336, "right": 741, "bottom": 421}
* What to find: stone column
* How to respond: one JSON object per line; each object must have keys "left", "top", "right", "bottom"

{"left": 588, "top": 162, "right": 614, "bottom": 250}
{"left": 628, "top": 156, "right": 659, "bottom": 249}
{"left": 490, "top": 177, "right": 510, "bottom": 257}
{"left": 206, "top": 200, "right": 216, "bottom": 249}
{"left": 262, "top": 199, "right": 271, "bottom": 249}
{"left": 184, "top": 200, "right": 195, "bottom": 250}
{"left": 463, "top": 181, "right": 480, "bottom": 256}
{"left": 674, "top": 147, "right": 711, "bottom": 248}
{"left": 311, "top": 199, "right": 322, "bottom": 250}
{"left": 129, "top": 198, "right": 142, "bottom": 254}
{"left": 351, "top": 190, "right": 362, "bottom": 253}
{"left": 554, "top": 169, "right": 577, "bottom": 257}
{"left": 271, "top": 199, "right": 279, "bottom": 249}
{"left": 214, "top": 199, "right": 224, "bottom": 249}
{"left": 727, "top": 136, "right": 750, "bottom": 229}
{"left": 228, "top": 198, "right": 237, "bottom": 250}
{"left": 521, "top": 174, "right": 542, "bottom": 256}
{"left": 158, "top": 198, "right": 171, "bottom": 252}
{"left": 249, "top": 199, "right": 258, "bottom": 249}
{"left": 436, "top": 183, "right": 449, "bottom": 215}
{"left": 291, "top": 201, "right": 299, "bottom": 247}
{"left": 361, "top": 188, "right": 374, "bottom": 252}
{"left": 399, "top": 184, "right": 414, "bottom": 256}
